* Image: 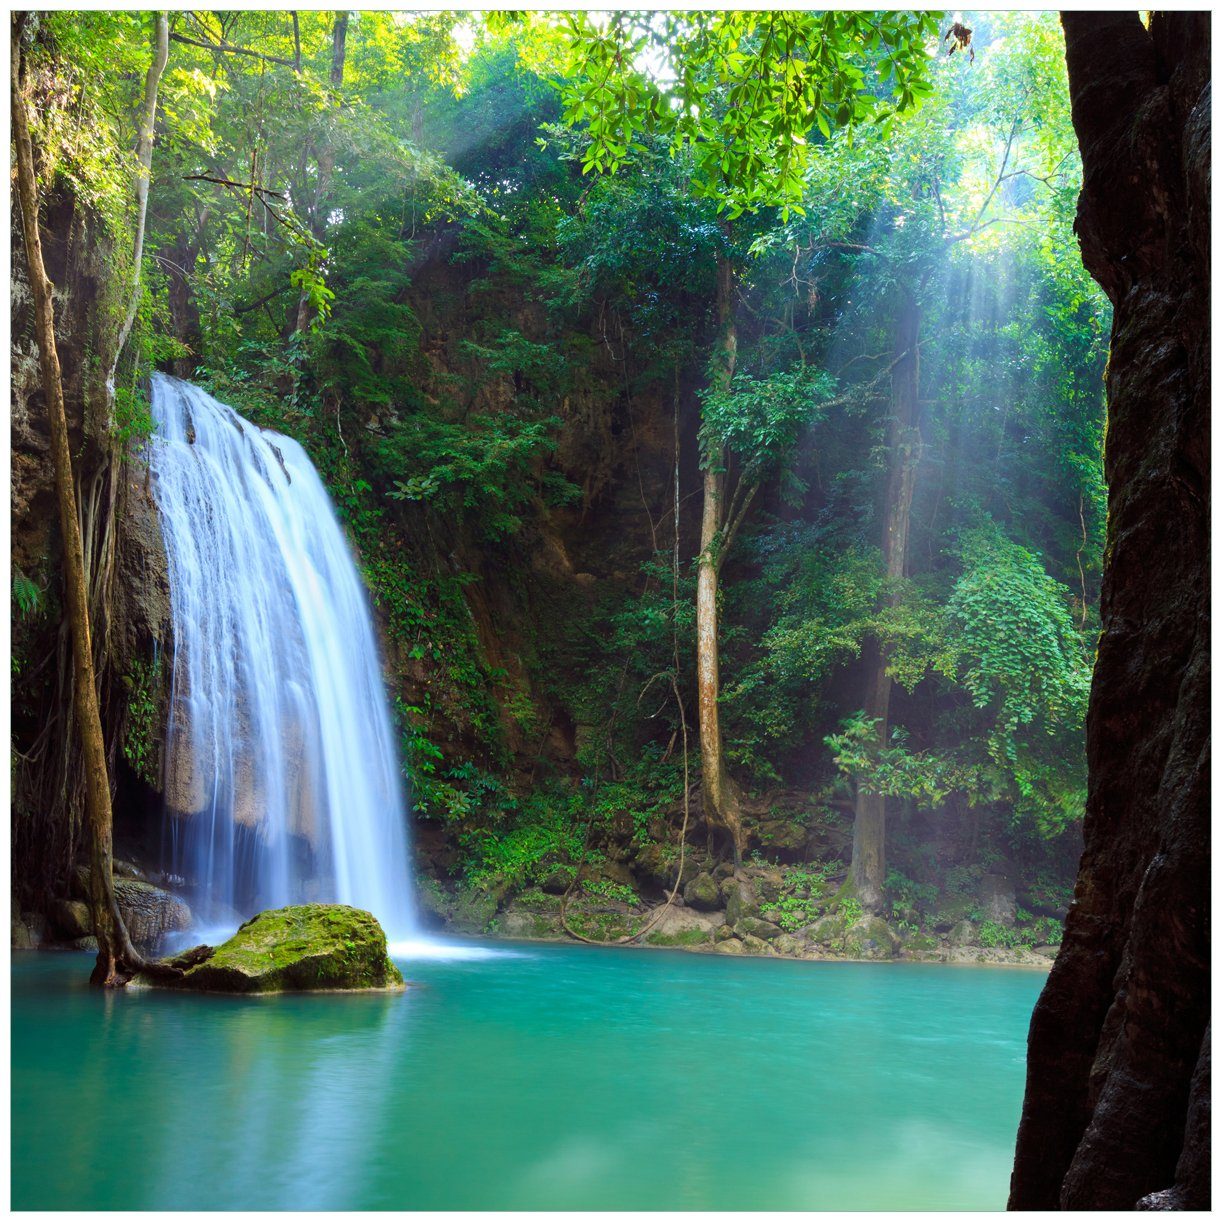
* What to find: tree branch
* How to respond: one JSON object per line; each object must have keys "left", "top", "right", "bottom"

{"left": 169, "top": 31, "right": 296, "bottom": 68}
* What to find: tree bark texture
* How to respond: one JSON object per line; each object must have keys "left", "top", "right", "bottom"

{"left": 850, "top": 290, "right": 921, "bottom": 910}
{"left": 1009, "top": 12, "right": 1210, "bottom": 1210}
{"left": 696, "top": 252, "right": 747, "bottom": 862}
{"left": 295, "top": 12, "right": 349, "bottom": 334}
{"left": 108, "top": 12, "right": 168, "bottom": 389}
{"left": 11, "top": 18, "right": 137, "bottom": 987}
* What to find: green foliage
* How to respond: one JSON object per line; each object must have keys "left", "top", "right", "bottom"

{"left": 838, "top": 895, "right": 865, "bottom": 925}
{"left": 760, "top": 862, "right": 838, "bottom": 931}
{"left": 11, "top": 570, "right": 43, "bottom": 620}
{"left": 121, "top": 657, "right": 162, "bottom": 786}
{"left": 517, "top": 11, "right": 942, "bottom": 218}
{"left": 699, "top": 366, "right": 833, "bottom": 483}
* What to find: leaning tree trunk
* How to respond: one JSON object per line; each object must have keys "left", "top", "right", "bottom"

{"left": 11, "top": 20, "right": 141, "bottom": 987}
{"left": 850, "top": 288, "right": 920, "bottom": 910}
{"left": 695, "top": 252, "right": 747, "bottom": 863}
{"left": 1009, "top": 12, "right": 1210, "bottom": 1210}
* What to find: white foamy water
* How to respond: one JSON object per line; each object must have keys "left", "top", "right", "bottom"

{"left": 149, "top": 373, "right": 414, "bottom": 938}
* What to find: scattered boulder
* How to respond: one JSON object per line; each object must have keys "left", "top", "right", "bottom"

{"left": 714, "top": 924, "right": 735, "bottom": 943}
{"left": 849, "top": 915, "right": 902, "bottom": 956}
{"left": 949, "top": 919, "right": 977, "bottom": 947}
{"left": 715, "top": 937, "right": 746, "bottom": 955}
{"left": 66, "top": 869, "right": 192, "bottom": 949}
{"left": 682, "top": 872, "right": 721, "bottom": 912}
{"left": 113, "top": 878, "right": 192, "bottom": 949}
{"left": 50, "top": 898, "right": 93, "bottom": 941}
{"left": 137, "top": 904, "right": 404, "bottom": 994}
{"left": 752, "top": 819, "right": 807, "bottom": 856}
{"left": 648, "top": 905, "right": 721, "bottom": 940}
{"left": 746, "top": 866, "right": 785, "bottom": 903}
{"left": 539, "top": 868, "right": 571, "bottom": 896}
{"left": 735, "top": 915, "right": 784, "bottom": 942}
{"left": 739, "top": 934, "right": 774, "bottom": 956}
{"left": 773, "top": 933, "right": 804, "bottom": 957}
{"left": 978, "top": 873, "right": 1017, "bottom": 926}
{"left": 11, "top": 911, "right": 42, "bottom": 949}
{"left": 450, "top": 882, "right": 503, "bottom": 933}
{"left": 500, "top": 909, "right": 563, "bottom": 940}
{"left": 722, "top": 876, "right": 762, "bottom": 925}
{"left": 805, "top": 912, "right": 848, "bottom": 945}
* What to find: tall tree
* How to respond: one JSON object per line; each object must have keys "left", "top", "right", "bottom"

{"left": 11, "top": 15, "right": 146, "bottom": 986}
{"left": 1010, "top": 12, "right": 1209, "bottom": 1209}
{"left": 522, "top": 10, "right": 938, "bottom": 860}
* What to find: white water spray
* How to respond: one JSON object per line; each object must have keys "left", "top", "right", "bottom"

{"left": 149, "top": 374, "right": 414, "bottom": 938}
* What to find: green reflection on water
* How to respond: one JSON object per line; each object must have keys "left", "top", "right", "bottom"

{"left": 11, "top": 943, "right": 1040, "bottom": 1210}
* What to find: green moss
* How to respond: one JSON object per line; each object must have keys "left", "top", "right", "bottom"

{"left": 143, "top": 904, "right": 404, "bottom": 994}
{"left": 644, "top": 928, "right": 711, "bottom": 948}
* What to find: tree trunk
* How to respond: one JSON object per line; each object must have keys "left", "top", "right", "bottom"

{"left": 850, "top": 289, "right": 921, "bottom": 910}
{"left": 696, "top": 252, "right": 747, "bottom": 863}
{"left": 11, "top": 18, "right": 140, "bottom": 987}
{"left": 108, "top": 12, "right": 169, "bottom": 391}
{"left": 294, "top": 11, "right": 349, "bottom": 334}
{"left": 1009, "top": 12, "right": 1209, "bottom": 1210}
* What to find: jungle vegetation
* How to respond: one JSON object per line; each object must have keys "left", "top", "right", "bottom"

{"left": 11, "top": 11, "right": 1108, "bottom": 954}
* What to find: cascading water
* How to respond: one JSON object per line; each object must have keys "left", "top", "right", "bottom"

{"left": 148, "top": 373, "right": 414, "bottom": 939}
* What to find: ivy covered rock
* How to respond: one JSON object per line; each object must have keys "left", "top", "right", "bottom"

{"left": 137, "top": 904, "right": 404, "bottom": 994}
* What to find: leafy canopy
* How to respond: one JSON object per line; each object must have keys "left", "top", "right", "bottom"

{"left": 507, "top": 10, "right": 942, "bottom": 218}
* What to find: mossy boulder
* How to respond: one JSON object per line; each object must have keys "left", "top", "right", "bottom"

{"left": 138, "top": 904, "right": 404, "bottom": 994}
{"left": 739, "top": 934, "right": 775, "bottom": 956}
{"left": 682, "top": 872, "right": 721, "bottom": 912}
{"left": 735, "top": 915, "right": 784, "bottom": 942}
{"left": 721, "top": 877, "right": 762, "bottom": 925}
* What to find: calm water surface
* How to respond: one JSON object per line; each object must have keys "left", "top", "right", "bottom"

{"left": 11, "top": 941, "right": 1040, "bottom": 1210}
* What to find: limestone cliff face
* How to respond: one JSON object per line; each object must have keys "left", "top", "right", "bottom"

{"left": 1009, "top": 13, "right": 1210, "bottom": 1210}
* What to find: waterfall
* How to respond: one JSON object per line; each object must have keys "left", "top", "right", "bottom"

{"left": 148, "top": 373, "right": 414, "bottom": 938}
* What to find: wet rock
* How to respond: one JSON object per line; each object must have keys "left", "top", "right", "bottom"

{"left": 647, "top": 905, "right": 720, "bottom": 941}
{"left": 949, "top": 919, "right": 977, "bottom": 947}
{"left": 450, "top": 882, "right": 503, "bottom": 933}
{"left": 715, "top": 937, "right": 746, "bottom": 955}
{"left": 70, "top": 868, "right": 192, "bottom": 949}
{"left": 50, "top": 899, "right": 93, "bottom": 941}
{"left": 978, "top": 873, "right": 1017, "bottom": 926}
{"left": 753, "top": 819, "right": 807, "bottom": 856}
{"left": 744, "top": 866, "right": 784, "bottom": 903}
{"left": 773, "top": 933, "right": 804, "bottom": 957}
{"left": 805, "top": 913, "right": 847, "bottom": 945}
{"left": 632, "top": 842, "right": 698, "bottom": 893}
{"left": 735, "top": 915, "right": 784, "bottom": 942}
{"left": 739, "top": 934, "right": 774, "bottom": 956}
{"left": 11, "top": 912, "right": 38, "bottom": 949}
{"left": 539, "top": 868, "right": 571, "bottom": 896}
{"left": 722, "top": 876, "right": 762, "bottom": 925}
{"left": 840, "top": 916, "right": 902, "bottom": 959}
{"left": 682, "top": 872, "right": 721, "bottom": 911}
{"left": 500, "top": 909, "right": 563, "bottom": 940}
{"left": 113, "top": 879, "right": 192, "bottom": 949}
{"left": 139, "top": 903, "right": 404, "bottom": 993}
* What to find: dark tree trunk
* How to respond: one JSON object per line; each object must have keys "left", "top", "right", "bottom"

{"left": 850, "top": 289, "right": 920, "bottom": 910}
{"left": 1009, "top": 12, "right": 1210, "bottom": 1210}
